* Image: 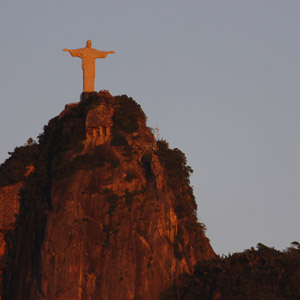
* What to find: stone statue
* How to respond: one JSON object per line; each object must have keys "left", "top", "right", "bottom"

{"left": 63, "top": 40, "right": 115, "bottom": 92}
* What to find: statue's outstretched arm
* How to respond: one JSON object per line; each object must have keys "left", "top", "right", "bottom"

{"left": 63, "top": 48, "right": 84, "bottom": 58}
{"left": 94, "top": 50, "right": 115, "bottom": 58}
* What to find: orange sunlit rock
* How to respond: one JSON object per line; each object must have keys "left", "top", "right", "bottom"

{"left": 0, "top": 93, "right": 215, "bottom": 300}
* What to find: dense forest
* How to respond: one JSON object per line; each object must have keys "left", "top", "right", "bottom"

{"left": 161, "top": 242, "right": 300, "bottom": 300}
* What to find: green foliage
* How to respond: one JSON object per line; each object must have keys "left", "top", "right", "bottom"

{"left": 0, "top": 144, "right": 39, "bottom": 187}
{"left": 110, "top": 95, "right": 146, "bottom": 153}
{"left": 156, "top": 140, "right": 196, "bottom": 219}
{"left": 37, "top": 93, "right": 111, "bottom": 167}
{"left": 25, "top": 137, "right": 36, "bottom": 146}
{"left": 38, "top": 108, "right": 85, "bottom": 155}
{"left": 110, "top": 132, "right": 128, "bottom": 146}
{"left": 113, "top": 95, "right": 146, "bottom": 134}
{"left": 1, "top": 94, "right": 113, "bottom": 216}
{"left": 0, "top": 93, "right": 110, "bottom": 188}
{"left": 155, "top": 140, "right": 208, "bottom": 256}
{"left": 156, "top": 140, "right": 193, "bottom": 187}
{"left": 186, "top": 221, "right": 207, "bottom": 235}
{"left": 161, "top": 243, "right": 300, "bottom": 300}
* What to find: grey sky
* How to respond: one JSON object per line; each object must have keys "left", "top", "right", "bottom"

{"left": 1, "top": 0, "right": 299, "bottom": 255}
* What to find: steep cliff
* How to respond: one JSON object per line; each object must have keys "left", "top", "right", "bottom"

{"left": 0, "top": 91, "right": 215, "bottom": 300}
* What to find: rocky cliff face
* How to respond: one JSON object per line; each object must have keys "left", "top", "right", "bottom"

{"left": 0, "top": 91, "right": 215, "bottom": 300}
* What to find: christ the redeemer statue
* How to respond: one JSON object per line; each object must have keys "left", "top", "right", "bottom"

{"left": 63, "top": 40, "right": 114, "bottom": 92}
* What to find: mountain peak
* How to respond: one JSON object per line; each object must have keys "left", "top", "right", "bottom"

{"left": 0, "top": 93, "right": 214, "bottom": 300}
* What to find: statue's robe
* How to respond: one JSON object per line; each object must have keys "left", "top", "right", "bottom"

{"left": 69, "top": 48, "right": 108, "bottom": 92}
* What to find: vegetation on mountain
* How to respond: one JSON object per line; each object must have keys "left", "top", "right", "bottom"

{"left": 155, "top": 140, "right": 209, "bottom": 261}
{"left": 0, "top": 143, "right": 39, "bottom": 187}
{"left": 113, "top": 95, "right": 146, "bottom": 134}
{"left": 110, "top": 131, "right": 128, "bottom": 146}
{"left": 161, "top": 243, "right": 300, "bottom": 300}
{"left": 156, "top": 140, "right": 196, "bottom": 219}
{"left": 0, "top": 95, "right": 144, "bottom": 189}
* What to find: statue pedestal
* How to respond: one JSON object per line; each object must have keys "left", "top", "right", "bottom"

{"left": 80, "top": 92, "right": 97, "bottom": 102}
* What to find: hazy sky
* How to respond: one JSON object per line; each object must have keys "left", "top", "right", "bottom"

{"left": 1, "top": 1, "right": 299, "bottom": 255}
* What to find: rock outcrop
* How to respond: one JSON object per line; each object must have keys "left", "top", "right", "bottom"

{"left": 0, "top": 91, "right": 215, "bottom": 300}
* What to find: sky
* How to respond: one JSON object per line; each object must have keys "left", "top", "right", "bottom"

{"left": 1, "top": 0, "right": 299, "bottom": 255}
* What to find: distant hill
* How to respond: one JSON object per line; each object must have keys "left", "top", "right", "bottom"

{"left": 161, "top": 242, "right": 300, "bottom": 299}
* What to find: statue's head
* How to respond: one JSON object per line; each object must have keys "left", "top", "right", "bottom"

{"left": 86, "top": 40, "right": 92, "bottom": 48}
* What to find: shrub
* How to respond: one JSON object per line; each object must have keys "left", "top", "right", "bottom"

{"left": 163, "top": 243, "right": 300, "bottom": 300}
{"left": 110, "top": 132, "right": 128, "bottom": 146}
{"left": 156, "top": 140, "right": 196, "bottom": 219}
{"left": 0, "top": 143, "right": 39, "bottom": 187}
{"left": 113, "top": 95, "right": 146, "bottom": 133}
